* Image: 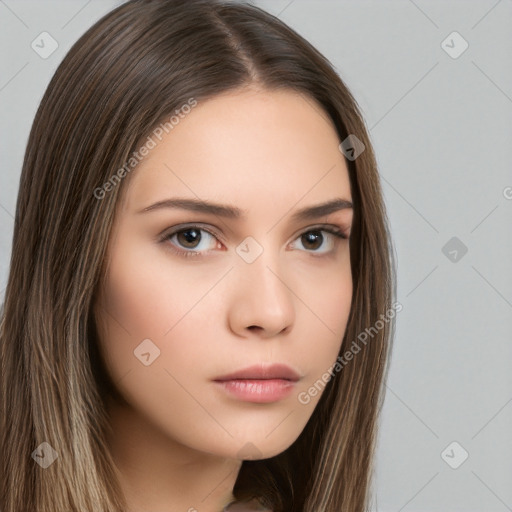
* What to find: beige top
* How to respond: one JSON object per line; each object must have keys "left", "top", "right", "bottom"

{"left": 223, "top": 498, "right": 272, "bottom": 511}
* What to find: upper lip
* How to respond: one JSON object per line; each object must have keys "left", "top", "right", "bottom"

{"left": 213, "top": 363, "right": 301, "bottom": 382}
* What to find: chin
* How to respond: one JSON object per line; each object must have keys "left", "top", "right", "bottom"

{"left": 203, "top": 427, "right": 303, "bottom": 461}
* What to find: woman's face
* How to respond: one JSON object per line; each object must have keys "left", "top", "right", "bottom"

{"left": 94, "top": 87, "right": 353, "bottom": 460}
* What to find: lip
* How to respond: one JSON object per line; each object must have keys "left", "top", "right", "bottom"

{"left": 213, "top": 364, "right": 301, "bottom": 404}
{"left": 213, "top": 363, "right": 301, "bottom": 382}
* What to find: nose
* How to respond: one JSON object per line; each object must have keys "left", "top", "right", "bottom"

{"left": 227, "top": 253, "right": 295, "bottom": 339}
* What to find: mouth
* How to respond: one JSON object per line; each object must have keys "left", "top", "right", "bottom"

{"left": 213, "top": 363, "right": 301, "bottom": 403}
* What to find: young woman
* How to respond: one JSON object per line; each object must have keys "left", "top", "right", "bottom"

{"left": 0, "top": 1, "right": 397, "bottom": 511}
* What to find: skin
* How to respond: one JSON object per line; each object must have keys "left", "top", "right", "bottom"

{"left": 93, "top": 87, "right": 353, "bottom": 512}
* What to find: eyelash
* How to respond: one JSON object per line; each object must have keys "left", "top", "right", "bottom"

{"left": 159, "top": 223, "right": 349, "bottom": 259}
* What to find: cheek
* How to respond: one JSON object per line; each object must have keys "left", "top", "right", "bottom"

{"left": 94, "top": 244, "right": 172, "bottom": 388}
{"left": 100, "top": 248, "right": 174, "bottom": 339}
{"left": 93, "top": 245, "right": 223, "bottom": 442}
{"left": 100, "top": 237, "right": 223, "bottom": 340}
{"left": 292, "top": 260, "right": 352, "bottom": 404}
{"left": 94, "top": 239, "right": 227, "bottom": 394}
{"left": 322, "top": 269, "right": 352, "bottom": 336}
{"left": 296, "top": 254, "right": 352, "bottom": 341}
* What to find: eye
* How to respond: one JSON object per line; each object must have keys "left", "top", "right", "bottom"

{"left": 290, "top": 227, "right": 348, "bottom": 254}
{"left": 161, "top": 225, "right": 223, "bottom": 257}
{"left": 160, "top": 224, "right": 349, "bottom": 258}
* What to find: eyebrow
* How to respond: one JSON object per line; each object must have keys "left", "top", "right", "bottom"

{"left": 137, "top": 197, "right": 353, "bottom": 221}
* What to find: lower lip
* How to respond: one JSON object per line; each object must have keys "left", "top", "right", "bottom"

{"left": 214, "top": 379, "right": 296, "bottom": 403}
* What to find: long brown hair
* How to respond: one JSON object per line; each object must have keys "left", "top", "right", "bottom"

{"left": 0, "top": 1, "right": 396, "bottom": 510}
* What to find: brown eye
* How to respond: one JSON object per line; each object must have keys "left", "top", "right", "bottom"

{"left": 301, "top": 231, "right": 324, "bottom": 251}
{"left": 162, "top": 225, "right": 221, "bottom": 257}
{"left": 176, "top": 228, "right": 202, "bottom": 248}
{"left": 290, "top": 227, "right": 347, "bottom": 255}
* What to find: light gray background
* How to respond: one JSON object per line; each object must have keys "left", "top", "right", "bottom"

{"left": 1, "top": 1, "right": 511, "bottom": 510}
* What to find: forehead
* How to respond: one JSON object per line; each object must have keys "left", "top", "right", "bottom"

{"left": 120, "top": 88, "right": 351, "bottom": 214}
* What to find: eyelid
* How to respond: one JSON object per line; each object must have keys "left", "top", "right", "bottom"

{"left": 158, "top": 222, "right": 226, "bottom": 245}
{"left": 290, "top": 223, "right": 350, "bottom": 241}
